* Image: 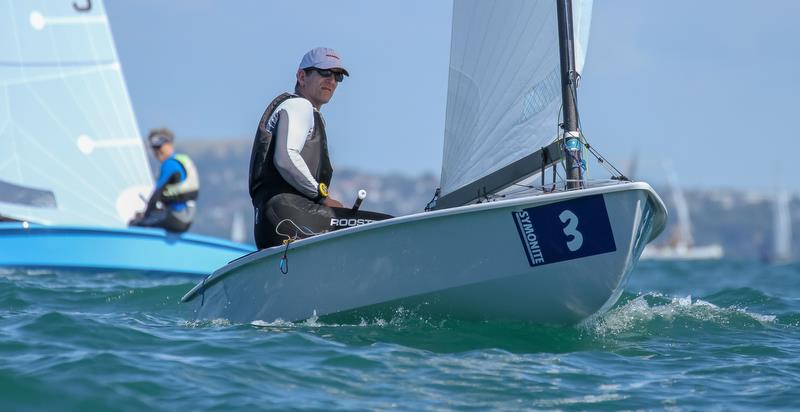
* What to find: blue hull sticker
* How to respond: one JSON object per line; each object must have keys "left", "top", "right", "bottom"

{"left": 512, "top": 194, "right": 616, "bottom": 267}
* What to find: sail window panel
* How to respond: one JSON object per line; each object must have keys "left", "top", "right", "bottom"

{"left": 0, "top": 179, "right": 56, "bottom": 208}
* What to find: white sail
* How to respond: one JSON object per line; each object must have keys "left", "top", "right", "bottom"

{"left": 440, "top": 0, "right": 593, "bottom": 197}
{"left": 0, "top": 0, "right": 151, "bottom": 227}
{"left": 641, "top": 162, "right": 723, "bottom": 261}
{"left": 572, "top": 0, "right": 593, "bottom": 74}
{"left": 230, "top": 211, "right": 246, "bottom": 244}
{"left": 666, "top": 166, "right": 694, "bottom": 248}
{"left": 773, "top": 190, "right": 791, "bottom": 262}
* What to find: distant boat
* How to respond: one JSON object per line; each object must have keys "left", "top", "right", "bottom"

{"left": 769, "top": 190, "right": 792, "bottom": 263}
{"left": 230, "top": 211, "right": 247, "bottom": 244}
{"left": 0, "top": 0, "right": 253, "bottom": 275}
{"left": 624, "top": 150, "right": 639, "bottom": 181}
{"left": 182, "top": 0, "right": 667, "bottom": 325}
{"left": 641, "top": 164, "right": 723, "bottom": 261}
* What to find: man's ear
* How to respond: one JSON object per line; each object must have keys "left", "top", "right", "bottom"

{"left": 296, "top": 69, "right": 306, "bottom": 86}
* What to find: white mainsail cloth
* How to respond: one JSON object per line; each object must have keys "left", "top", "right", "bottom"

{"left": 0, "top": 0, "right": 151, "bottom": 227}
{"left": 440, "top": 0, "right": 593, "bottom": 197}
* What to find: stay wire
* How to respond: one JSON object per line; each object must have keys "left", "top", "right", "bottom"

{"left": 566, "top": 73, "right": 628, "bottom": 180}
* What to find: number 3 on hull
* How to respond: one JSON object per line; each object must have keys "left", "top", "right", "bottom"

{"left": 512, "top": 194, "right": 616, "bottom": 268}
{"left": 559, "top": 210, "right": 583, "bottom": 252}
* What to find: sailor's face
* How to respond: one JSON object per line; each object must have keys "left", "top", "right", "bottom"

{"left": 298, "top": 68, "right": 340, "bottom": 108}
{"left": 152, "top": 144, "right": 171, "bottom": 162}
{"left": 152, "top": 146, "right": 165, "bottom": 161}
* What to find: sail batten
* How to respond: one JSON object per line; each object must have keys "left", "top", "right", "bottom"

{"left": 440, "top": 0, "right": 593, "bottom": 203}
{"left": 0, "top": 0, "right": 151, "bottom": 226}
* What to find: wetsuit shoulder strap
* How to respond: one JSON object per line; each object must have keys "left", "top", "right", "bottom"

{"left": 259, "top": 92, "right": 296, "bottom": 133}
{"left": 249, "top": 92, "right": 297, "bottom": 203}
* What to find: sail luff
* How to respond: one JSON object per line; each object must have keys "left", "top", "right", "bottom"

{"left": 557, "top": 0, "right": 578, "bottom": 134}
{"left": 557, "top": 0, "right": 583, "bottom": 189}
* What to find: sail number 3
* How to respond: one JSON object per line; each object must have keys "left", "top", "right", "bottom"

{"left": 559, "top": 210, "right": 583, "bottom": 251}
{"left": 512, "top": 194, "right": 616, "bottom": 267}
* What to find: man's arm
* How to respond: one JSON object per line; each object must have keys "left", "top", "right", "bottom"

{"left": 272, "top": 99, "right": 323, "bottom": 199}
{"left": 143, "top": 159, "right": 183, "bottom": 215}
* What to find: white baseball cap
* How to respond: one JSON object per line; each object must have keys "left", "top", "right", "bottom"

{"left": 298, "top": 47, "right": 350, "bottom": 76}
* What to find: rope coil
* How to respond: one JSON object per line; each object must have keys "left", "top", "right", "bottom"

{"left": 274, "top": 219, "right": 323, "bottom": 275}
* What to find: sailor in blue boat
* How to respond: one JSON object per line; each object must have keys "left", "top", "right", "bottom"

{"left": 249, "top": 47, "right": 391, "bottom": 249}
{"left": 129, "top": 128, "right": 199, "bottom": 233}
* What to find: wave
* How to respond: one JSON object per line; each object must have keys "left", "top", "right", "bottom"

{"left": 223, "top": 288, "right": 800, "bottom": 354}
{"left": 592, "top": 291, "right": 779, "bottom": 337}
{"left": 2, "top": 268, "right": 798, "bottom": 355}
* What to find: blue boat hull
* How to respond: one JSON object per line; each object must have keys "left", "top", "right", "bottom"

{"left": 0, "top": 222, "right": 254, "bottom": 276}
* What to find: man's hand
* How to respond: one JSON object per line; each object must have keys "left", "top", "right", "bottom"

{"left": 128, "top": 211, "right": 143, "bottom": 226}
{"left": 323, "top": 197, "right": 343, "bottom": 208}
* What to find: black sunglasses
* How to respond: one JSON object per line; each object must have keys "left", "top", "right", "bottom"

{"left": 305, "top": 67, "right": 345, "bottom": 83}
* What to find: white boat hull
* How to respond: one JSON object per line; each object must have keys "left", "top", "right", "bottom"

{"left": 640, "top": 243, "right": 724, "bottom": 261}
{"left": 182, "top": 182, "right": 666, "bottom": 325}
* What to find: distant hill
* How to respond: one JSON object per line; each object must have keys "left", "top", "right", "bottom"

{"left": 176, "top": 138, "right": 439, "bottom": 244}
{"left": 174, "top": 139, "right": 796, "bottom": 260}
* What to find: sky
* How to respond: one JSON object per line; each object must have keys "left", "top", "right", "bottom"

{"left": 105, "top": 0, "right": 800, "bottom": 192}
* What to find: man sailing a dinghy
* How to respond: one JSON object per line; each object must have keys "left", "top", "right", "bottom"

{"left": 249, "top": 47, "right": 390, "bottom": 249}
{"left": 129, "top": 128, "right": 198, "bottom": 233}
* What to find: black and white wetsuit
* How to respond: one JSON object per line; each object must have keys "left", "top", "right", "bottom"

{"left": 249, "top": 93, "right": 392, "bottom": 249}
{"left": 269, "top": 96, "right": 332, "bottom": 199}
{"left": 249, "top": 93, "right": 334, "bottom": 249}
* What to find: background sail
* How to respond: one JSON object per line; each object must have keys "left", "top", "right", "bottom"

{"left": 0, "top": 0, "right": 151, "bottom": 227}
{"left": 665, "top": 165, "right": 694, "bottom": 248}
{"left": 773, "top": 190, "right": 791, "bottom": 261}
{"left": 440, "top": 0, "right": 593, "bottom": 197}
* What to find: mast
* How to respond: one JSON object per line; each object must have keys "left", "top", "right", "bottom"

{"left": 557, "top": 0, "right": 584, "bottom": 189}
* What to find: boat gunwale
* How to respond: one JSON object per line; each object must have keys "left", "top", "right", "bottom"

{"left": 0, "top": 222, "right": 254, "bottom": 253}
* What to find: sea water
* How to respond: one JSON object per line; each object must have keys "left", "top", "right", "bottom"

{"left": 1, "top": 261, "right": 798, "bottom": 411}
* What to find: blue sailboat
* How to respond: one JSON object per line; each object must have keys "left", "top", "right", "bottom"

{"left": 0, "top": 0, "right": 253, "bottom": 275}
